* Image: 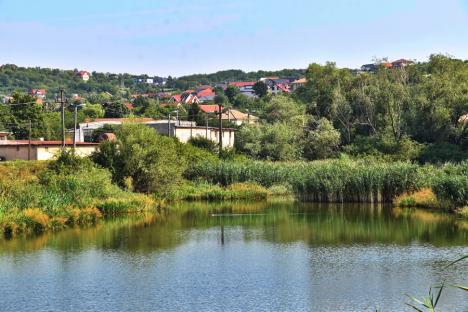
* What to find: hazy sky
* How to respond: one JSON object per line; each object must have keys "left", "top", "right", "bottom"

{"left": 0, "top": 0, "right": 467, "bottom": 76}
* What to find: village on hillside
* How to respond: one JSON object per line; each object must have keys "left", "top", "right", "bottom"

{"left": 0, "top": 58, "right": 435, "bottom": 161}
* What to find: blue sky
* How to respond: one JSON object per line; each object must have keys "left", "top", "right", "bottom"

{"left": 0, "top": 0, "right": 467, "bottom": 76}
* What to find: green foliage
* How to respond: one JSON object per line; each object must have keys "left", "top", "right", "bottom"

{"left": 263, "top": 94, "right": 305, "bottom": 123}
{"left": 185, "top": 159, "right": 423, "bottom": 203}
{"left": 170, "top": 68, "right": 304, "bottom": 89}
{"left": 236, "top": 122, "right": 303, "bottom": 161}
{"left": 432, "top": 173, "right": 468, "bottom": 208}
{"left": 188, "top": 136, "right": 218, "bottom": 153}
{"left": 253, "top": 81, "right": 268, "bottom": 97}
{"left": 168, "top": 181, "right": 269, "bottom": 201}
{"left": 93, "top": 123, "right": 185, "bottom": 196}
{"left": 103, "top": 100, "right": 129, "bottom": 118}
{"left": 0, "top": 155, "right": 157, "bottom": 236}
{"left": 224, "top": 85, "right": 240, "bottom": 103}
{"left": 303, "top": 118, "right": 341, "bottom": 159}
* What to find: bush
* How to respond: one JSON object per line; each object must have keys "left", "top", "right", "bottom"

{"left": 93, "top": 123, "right": 186, "bottom": 196}
{"left": 188, "top": 137, "right": 218, "bottom": 153}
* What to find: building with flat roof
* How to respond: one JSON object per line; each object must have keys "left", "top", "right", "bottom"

{"left": 0, "top": 140, "right": 98, "bottom": 161}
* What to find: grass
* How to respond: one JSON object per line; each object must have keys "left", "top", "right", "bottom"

{"left": 186, "top": 159, "right": 422, "bottom": 203}
{"left": 186, "top": 158, "right": 468, "bottom": 211}
{"left": 0, "top": 159, "right": 157, "bottom": 238}
{"left": 394, "top": 188, "right": 441, "bottom": 209}
{"left": 169, "top": 181, "right": 269, "bottom": 201}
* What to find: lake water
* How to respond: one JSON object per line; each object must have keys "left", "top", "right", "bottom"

{"left": 1, "top": 200, "right": 467, "bottom": 311}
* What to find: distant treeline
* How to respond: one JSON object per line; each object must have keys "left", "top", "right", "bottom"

{"left": 0, "top": 64, "right": 305, "bottom": 97}
{"left": 169, "top": 68, "right": 306, "bottom": 89}
{"left": 0, "top": 64, "right": 164, "bottom": 96}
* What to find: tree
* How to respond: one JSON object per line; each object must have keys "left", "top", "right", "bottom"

{"left": 303, "top": 118, "right": 341, "bottom": 160}
{"left": 81, "top": 104, "right": 104, "bottom": 119}
{"left": 263, "top": 94, "right": 305, "bottom": 123}
{"left": 214, "top": 94, "right": 228, "bottom": 106}
{"left": 235, "top": 122, "right": 302, "bottom": 161}
{"left": 92, "top": 123, "right": 185, "bottom": 196}
{"left": 253, "top": 81, "right": 268, "bottom": 98}
{"left": 103, "top": 100, "right": 129, "bottom": 118}
{"left": 332, "top": 84, "right": 354, "bottom": 143}
{"left": 224, "top": 85, "right": 240, "bottom": 103}
{"left": 9, "top": 92, "right": 45, "bottom": 139}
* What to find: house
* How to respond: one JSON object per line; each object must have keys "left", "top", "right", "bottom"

{"left": 145, "top": 120, "right": 235, "bottom": 148}
{"left": 30, "top": 89, "right": 47, "bottom": 99}
{"left": 78, "top": 117, "right": 235, "bottom": 148}
{"left": 124, "top": 102, "right": 134, "bottom": 111}
{"left": 391, "top": 59, "right": 414, "bottom": 68}
{"left": 77, "top": 71, "right": 90, "bottom": 81}
{"left": 360, "top": 64, "right": 377, "bottom": 72}
{"left": 170, "top": 91, "right": 200, "bottom": 105}
{"left": 199, "top": 104, "right": 222, "bottom": 114}
{"left": 0, "top": 140, "right": 98, "bottom": 161}
{"left": 259, "top": 76, "right": 279, "bottom": 82}
{"left": 2, "top": 96, "right": 13, "bottom": 104}
{"left": 196, "top": 88, "right": 216, "bottom": 102}
{"left": 77, "top": 118, "right": 155, "bottom": 142}
{"left": 261, "top": 78, "right": 291, "bottom": 94}
{"left": 146, "top": 78, "right": 154, "bottom": 84}
{"left": 198, "top": 105, "right": 258, "bottom": 125}
{"left": 223, "top": 109, "right": 259, "bottom": 125}
{"left": 291, "top": 78, "right": 306, "bottom": 91}
{"left": 459, "top": 113, "right": 468, "bottom": 124}
{"left": 0, "top": 131, "right": 10, "bottom": 140}
{"left": 228, "top": 82, "right": 257, "bottom": 97}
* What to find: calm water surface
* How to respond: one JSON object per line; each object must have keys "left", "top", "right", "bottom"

{"left": 1, "top": 201, "right": 467, "bottom": 312}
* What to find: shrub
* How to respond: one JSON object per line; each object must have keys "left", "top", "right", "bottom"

{"left": 187, "top": 137, "right": 218, "bottom": 153}
{"left": 93, "top": 123, "right": 186, "bottom": 196}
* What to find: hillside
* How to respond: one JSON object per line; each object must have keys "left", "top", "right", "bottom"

{"left": 0, "top": 64, "right": 306, "bottom": 97}
{"left": 171, "top": 68, "right": 306, "bottom": 89}
{"left": 0, "top": 64, "right": 167, "bottom": 97}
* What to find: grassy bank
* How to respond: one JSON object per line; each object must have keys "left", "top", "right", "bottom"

{"left": 0, "top": 158, "right": 156, "bottom": 237}
{"left": 168, "top": 181, "right": 270, "bottom": 201}
{"left": 186, "top": 158, "right": 468, "bottom": 210}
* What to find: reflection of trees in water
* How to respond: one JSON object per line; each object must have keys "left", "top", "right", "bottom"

{"left": 1, "top": 202, "right": 467, "bottom": 254}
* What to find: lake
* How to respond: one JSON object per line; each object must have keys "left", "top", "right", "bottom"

{"left": 1, "top": 200, "right": 467, "bottom": 311}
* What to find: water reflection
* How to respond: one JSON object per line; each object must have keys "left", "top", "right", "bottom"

{"left": 0, "top": 200, "right": 467, "bottom": 311}
{"left": 1, "top": 201, "right": 467, "bottom": 253}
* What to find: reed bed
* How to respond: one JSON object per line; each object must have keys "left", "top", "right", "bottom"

{"left": 185, "top": 159, "right": 467, "bottom": 204}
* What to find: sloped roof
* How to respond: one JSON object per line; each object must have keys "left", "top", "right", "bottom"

{"left": 197, "top": 88, "right": 215, "bottom": 98}
{"left": 199, "top": 104, "right": 222, "bottom": 113}
{"left": 291, "top": 78, "right": 307, "bottom": 84}
{"left": 229, "top": 82, "right": 256, "bottom": 88}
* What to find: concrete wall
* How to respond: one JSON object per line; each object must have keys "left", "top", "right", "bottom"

{"left": 0, "top": 145, "right": 97, "bottom": 161}
{"left": 36, "top": 146, "right": 97, "bottom": 160}
{"left": 0, "top": 145, "right": 36, "bottom": 161}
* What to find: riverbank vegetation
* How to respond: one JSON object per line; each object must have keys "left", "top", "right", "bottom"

{"left": 186, "top": 158, "right": 468, "bottom": 211}
{"left": 0, "top": 153, "right": 156, "bottom": 237}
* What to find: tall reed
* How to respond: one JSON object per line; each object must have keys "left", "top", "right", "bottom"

{"left": 186, "top": 159, "right": 425, "bottom": 203}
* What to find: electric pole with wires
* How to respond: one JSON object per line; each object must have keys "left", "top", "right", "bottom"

{"left": 56, "top": 89, "right": 67, "bottom": 149}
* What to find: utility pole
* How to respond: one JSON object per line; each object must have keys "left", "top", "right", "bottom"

{"left": 205, "top": 116, "right": 209, "bottom": 139}
{"left": 57, "top": 89, "right": 66, "bottom": 149}
{"left": 28, "top": 120, "right": 31, "bottom": 161}
{"left": 168, "top": 113, "right": 171, "bottom": 136}
{"left": 73, "top": 104, "right": 78, "bottom": 152}
{"left": 218, "top": 103, "right": 223, "bottom": 155}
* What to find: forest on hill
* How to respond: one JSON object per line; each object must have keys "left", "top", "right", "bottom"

{"left": 0, "top": 64, "right": 305, "bottom": 96}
